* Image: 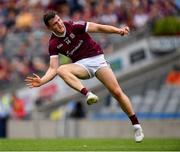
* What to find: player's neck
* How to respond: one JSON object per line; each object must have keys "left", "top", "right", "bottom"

{"left": 53, "top": 31, "right": 65, "bottom": 37}
{"left": 53, "top": 27, "right": 66, "bottom": 37}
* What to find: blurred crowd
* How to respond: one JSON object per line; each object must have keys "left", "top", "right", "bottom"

{"left": 0, "top": 0, "right": 180, "bottom": 90}
{"left": 166, "top": 61, "right": 180, "bottom": 85}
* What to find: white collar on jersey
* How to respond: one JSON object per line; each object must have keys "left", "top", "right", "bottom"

{"left": 52, "top": 25, "right": 66, "bottom": 37}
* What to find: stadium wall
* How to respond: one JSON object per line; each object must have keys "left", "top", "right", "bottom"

{"left": 7, "top": 119, "right": 180, "bottom": 138}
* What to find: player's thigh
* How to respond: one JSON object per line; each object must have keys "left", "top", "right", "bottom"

{"left": 60, "top": 63, "right": 90, "bottom": 79}
{"left": 95, "top": 66, "right": 122, "bottom": 92}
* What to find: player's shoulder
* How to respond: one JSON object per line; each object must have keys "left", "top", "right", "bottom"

{"left": 72, "top": 20, "right": 86, "bottom": 25}
{"left": 64, "top": 20, "right": 86, "bottom": 26}
{"left": 64, "top": 20, "right": 86, "bottom": 30}
{"left": 49, "top": 34, "right": 56, "bottom": 42}
{"left": 49, "top": 34, "right": 58, "bottom": 47}
{"left": 63, "top": 20, "right": 73, "bottom": 26}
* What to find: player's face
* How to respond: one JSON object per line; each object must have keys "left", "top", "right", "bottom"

{"left": 48, "top": 15, "right": 65, "bottom": 34}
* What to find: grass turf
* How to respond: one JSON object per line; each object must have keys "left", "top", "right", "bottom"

{"left": 0, "top": 138, "right": 180, "bottom": 151}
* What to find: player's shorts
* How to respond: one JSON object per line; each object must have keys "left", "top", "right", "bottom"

{"left": 74, "top": 54, "right": 109, "bottom": 78}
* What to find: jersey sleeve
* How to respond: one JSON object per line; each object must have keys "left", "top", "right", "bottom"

{"left": 48, "top": 40, "right": 59, "bottom": 57}
{"left": 72, "top": 21, "right": 88, "bottom": 34}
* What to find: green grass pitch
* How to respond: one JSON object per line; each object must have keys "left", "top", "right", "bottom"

{"left": 0, "top": 138, "right": 180, "bottom": 151}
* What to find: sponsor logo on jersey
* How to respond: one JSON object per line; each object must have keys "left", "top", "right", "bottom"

{"left": 67, "top": 40, "right": 83, "bottom": 57}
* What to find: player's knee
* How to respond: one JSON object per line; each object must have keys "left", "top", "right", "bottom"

{"left": 57, "top": 66, "right": 69, "bottom": 78}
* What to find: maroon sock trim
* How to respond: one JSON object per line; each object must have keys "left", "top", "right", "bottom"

{"left": 129, "top": 114, "right": 139, "bottom": 125}
{"left": 80, "top": 88, "right": 89, "bottom": 96}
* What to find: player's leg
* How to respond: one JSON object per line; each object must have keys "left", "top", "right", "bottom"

{"left": 95, "top": 66, "right": 134, "bottom": 115}
{"left": 57, "top": 64, "right": 98, "bottom": 104}
{"left": 95, "top": 66, "right": 144, "bottom": 142}
{"left": 57, "top": 63, "right": 89, "bottom": 91}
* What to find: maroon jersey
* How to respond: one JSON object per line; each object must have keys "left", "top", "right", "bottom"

{"left": 49, "top": 21, "right": 103, "bottom": 62}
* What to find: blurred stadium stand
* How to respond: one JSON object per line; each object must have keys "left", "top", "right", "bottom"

{"left": 0, "top": 0, "right": 180, "bottom": 138}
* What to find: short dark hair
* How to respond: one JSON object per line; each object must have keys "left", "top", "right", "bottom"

{"left": 43, "top": 10, "right": 58, "bottom": 27}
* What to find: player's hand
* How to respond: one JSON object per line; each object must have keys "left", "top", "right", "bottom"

{"left": 119, "top": 26, "right": 130, "bottom": 36}
{"left": 25, "top": 73, "right": 42, "bottom": 88}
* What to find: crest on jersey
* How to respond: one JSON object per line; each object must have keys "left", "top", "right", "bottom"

{"left": 70, "top": 33, "right": 75, "bottom": 39}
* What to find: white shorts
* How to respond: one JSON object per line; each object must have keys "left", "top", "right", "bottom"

{"left": 74, "top": 54, "right": 109, "bottom": 78}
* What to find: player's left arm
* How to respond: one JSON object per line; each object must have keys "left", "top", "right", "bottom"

{"left": 86, "top": 22, "right": 129, "bottom": 36}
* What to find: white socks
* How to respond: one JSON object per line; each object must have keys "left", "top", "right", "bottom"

{"left": 133, "top": 124, "right": 142, "bottom": 130}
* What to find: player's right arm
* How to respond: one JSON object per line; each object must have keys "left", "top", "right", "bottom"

{"left": 25, "top": 56, "right": 59, "bottom": 88}
{"left": 86, "top": 22, "right": 129, "bottom": 36}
